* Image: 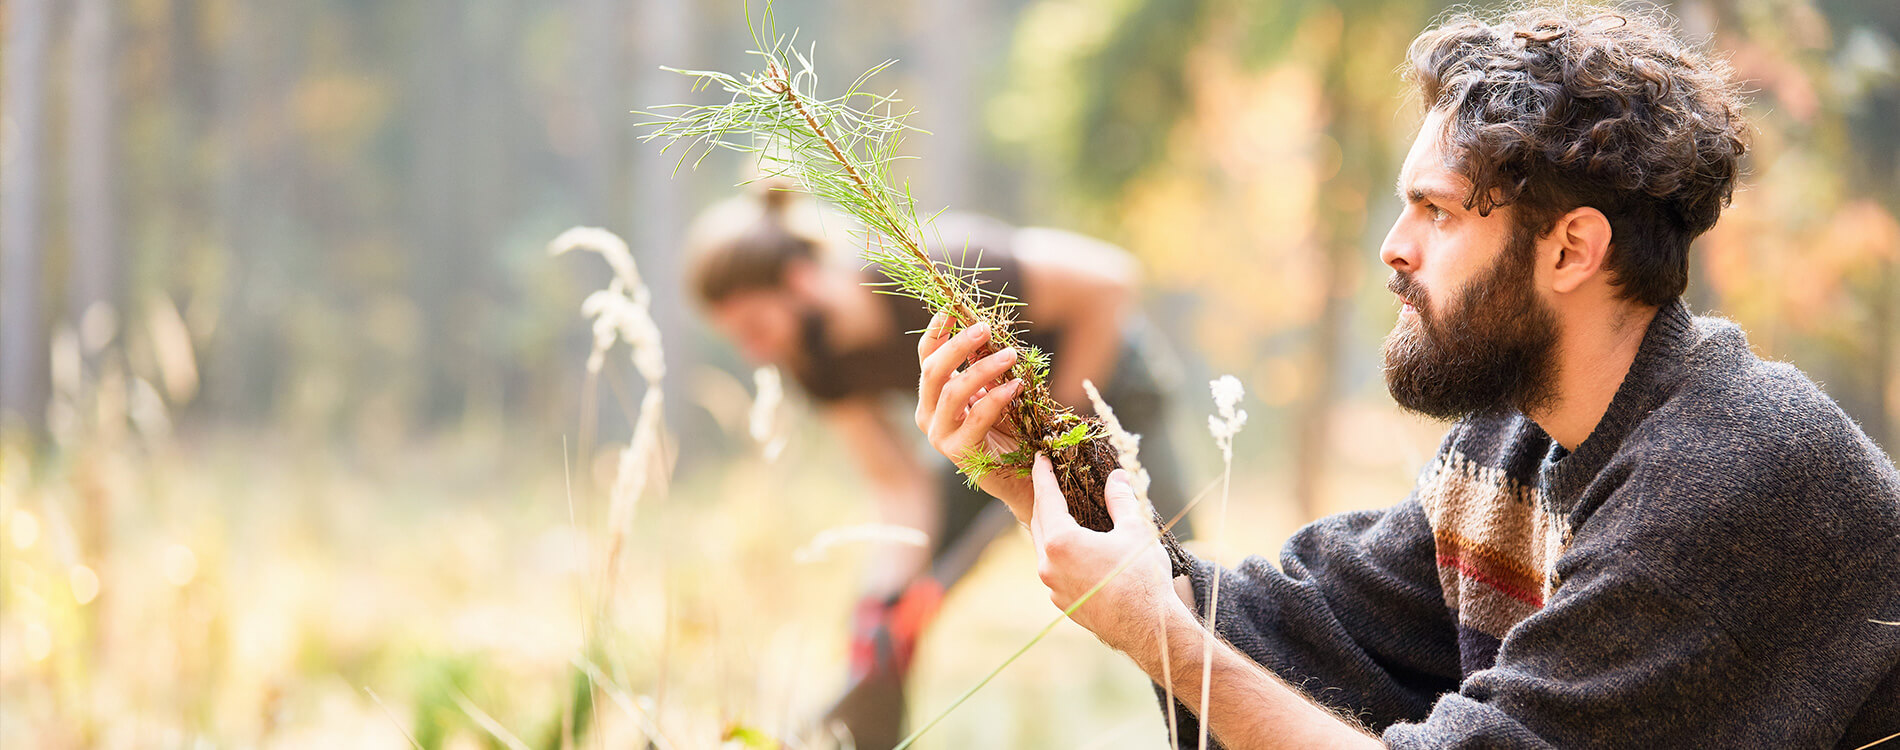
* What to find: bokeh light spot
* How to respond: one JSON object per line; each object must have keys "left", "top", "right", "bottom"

{"left": 163, "top": 544, "right": 198, "bottom": 586}
{"left": 24, "top": 621, "right": 51, "bottom": 662}
{"left": 10, "top": 509, "right": 39, "bottom": 550}
{"left": 70, "top": 565, "right": 100, "bottom": 606}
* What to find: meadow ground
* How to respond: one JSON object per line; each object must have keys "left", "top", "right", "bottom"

{"left": 0, "top": 401, "right": 1440, "bottom": 749}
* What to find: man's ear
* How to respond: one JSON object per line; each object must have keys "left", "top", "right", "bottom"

{"left": 1547, "top": 206, "right": 1613, "bottom": 295}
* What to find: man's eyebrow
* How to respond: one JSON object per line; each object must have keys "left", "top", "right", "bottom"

{"left": 1397, "top": 178, "right": 1465, "bottom": 206}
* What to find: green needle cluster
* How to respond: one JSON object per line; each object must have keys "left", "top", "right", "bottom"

{"left": 638, "top": 3, "right": 1071, "bottom": 484}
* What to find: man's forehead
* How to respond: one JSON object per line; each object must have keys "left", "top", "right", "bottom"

{"left": 1395, "top": 113, "right": 1471, "bottom": 202}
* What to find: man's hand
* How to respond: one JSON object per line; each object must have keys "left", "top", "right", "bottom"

{"left": 916, "top": 313, "right": 1034, "bottom": 520}
{"left": 1028, "top": 453, "right": 1187, "bottom": 652}
{"left": 1031, "top": 454, "right": 1385, "bottom": 749}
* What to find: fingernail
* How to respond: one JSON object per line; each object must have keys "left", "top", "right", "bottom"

{"left": 930, "top": 312, "right": 946, "bottom": 330}
{"left": 1108, "top": 468, "right": 1127, "bottom": 486}
{"left": 995, "top": 346, "right": 1017, "bottom": 362}
{"left": 1007, "top": 378, "right": 1024, "bottom": 393}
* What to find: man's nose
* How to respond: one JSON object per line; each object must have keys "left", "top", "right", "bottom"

{"left": 1379, "top": 220, "right": 1418, "bottom": 273}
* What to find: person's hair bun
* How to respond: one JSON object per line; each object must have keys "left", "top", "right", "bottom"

{"left": 752, "top": 177, "right": 800, "bottom": 217}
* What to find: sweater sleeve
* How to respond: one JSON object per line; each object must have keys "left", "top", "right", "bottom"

{"left": 1163, "top": 497, "right": 1461, "bottom": 747}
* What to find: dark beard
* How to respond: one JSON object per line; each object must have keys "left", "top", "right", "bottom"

{"left": 1381, "top": 227, "right": 1561, "bottom": 421}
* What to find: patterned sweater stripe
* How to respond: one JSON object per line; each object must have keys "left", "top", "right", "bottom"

{"left": 1416, "top": 450, "right": 1569, "bottom": 649}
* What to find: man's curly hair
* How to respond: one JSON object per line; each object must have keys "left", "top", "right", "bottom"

{"left": 1407, "top": 4, "right": 1748, "bottom": 306}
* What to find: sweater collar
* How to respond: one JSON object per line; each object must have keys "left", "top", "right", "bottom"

{"left": 1540, "top": 297, "right": 1699, "bottom": 514}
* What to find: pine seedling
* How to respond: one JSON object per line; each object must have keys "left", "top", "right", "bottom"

{"left": 640, "top": 4, "right": 1191, "bottom": 575}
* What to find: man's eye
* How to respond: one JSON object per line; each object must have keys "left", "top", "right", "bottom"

{"left": 1428, "top": 204, "right": 1449, "bottom": 222}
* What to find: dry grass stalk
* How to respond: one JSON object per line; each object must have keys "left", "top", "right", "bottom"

{"left": 548, "top": 227, "right": 667, "bottom": 543}
{"left": 573, "top": 656, "right": 674, "bottom": 750}
{"left": 363, "top": 687, "right": 425, "bottom": 749}
{"left": 749, "top": 366, "right": 787, "bottom": 462}
{"left": 451, "top": 689, "right": 532, "bottom": 750}
{"left": 1086, "top": 377, "right": 1183, "bottom": 745}
{"left": 1198, "top": 375, "right": 1248, "bottom": 750}
{"left": 1081, "top": 379, "right": 1152, "bottom": 505}
{"left": 1855, "top": 731, "right": 1900, "bottom": 750}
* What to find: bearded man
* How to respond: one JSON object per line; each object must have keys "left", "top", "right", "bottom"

{"left": 912, "top": 5, "right": 1900, "bottom": 748}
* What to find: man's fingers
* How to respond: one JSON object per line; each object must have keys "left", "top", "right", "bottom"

{"left": 1102, "top": 469, "right": 1150, "bottom": 532}
{"left": 965, "top": 384, "right": 990, "bottom": 411}
{"left": 916, "top": 320, "right": 989, "bottom": 431}
{"left": 930, "top": 346, "right": 1017, "bottom": 440}
{"left": 954, "top": 378, "right": 1021, "bottom": 447}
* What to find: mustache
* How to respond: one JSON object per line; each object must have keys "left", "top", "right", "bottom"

{"left": 1387, "top": 273, "right": 1427, "bottom": 309}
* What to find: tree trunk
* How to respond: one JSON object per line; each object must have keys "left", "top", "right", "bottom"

{"left": 410, "top": 0, "right": 473, "bottom": 425}
{"left": 1, "top": 0, "right": 55, "bottom": 434}
{"left": 575, "top": 0, "right": 628, "bottom": 225}
{"left": 631, "top": 0, "right": 700, "bottom": 461}
{"left": 67, "top": 0, "right": 122, "bottom": 342}
{"left": 915, "top": 0, "right": 984, "bottom": 211}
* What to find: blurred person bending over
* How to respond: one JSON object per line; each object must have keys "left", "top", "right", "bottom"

{"left": 914, "top": 5, "right": 1899, "bottom": 748}
{"left": 686, "top": 185, "right": 1195, "bottom": 748}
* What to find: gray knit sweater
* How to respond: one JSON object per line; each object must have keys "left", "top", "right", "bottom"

{"left": 1167, "top": 300, "right": 1900, "bottom": 748}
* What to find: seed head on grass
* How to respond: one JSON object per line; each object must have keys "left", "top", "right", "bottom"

{"left": 552, "top": 227, "right": 666, "bottom": 384}
{"left": 1082, "top": 379, "right": 1151, "bottom": 508}
{"left": 1208, "top": 375, "right": 1248, "bottom": 462}
{"left": 549, "top": 226, "right": 668, "bottom": 549}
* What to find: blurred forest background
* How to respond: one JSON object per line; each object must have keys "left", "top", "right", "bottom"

{"left": 2, "top": 0, "right": 1896, "bottom": 747}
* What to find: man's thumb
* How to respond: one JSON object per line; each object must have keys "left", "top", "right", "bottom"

{"left": 1103, "top": 469, "right": 1147, "bottom": 530}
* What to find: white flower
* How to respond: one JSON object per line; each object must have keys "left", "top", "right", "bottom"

{"left": 1211, "top": 375, "right": 1245, "bottom": 415}
{"left": 1207, "top": 375, "right": 1248, "bottom": 460}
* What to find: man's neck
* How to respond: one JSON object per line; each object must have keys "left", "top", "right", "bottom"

{"left": 1529, "top": 303, "right": 1659, "bottom": 451}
